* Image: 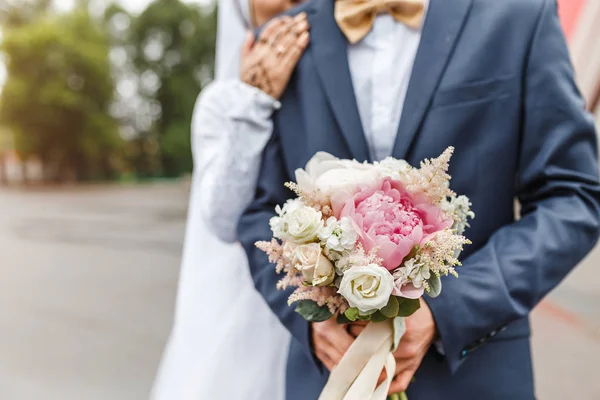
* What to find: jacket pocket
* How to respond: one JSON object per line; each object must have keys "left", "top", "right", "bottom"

{"left": 432, "top": 75, "right": 518, "bottom": 109}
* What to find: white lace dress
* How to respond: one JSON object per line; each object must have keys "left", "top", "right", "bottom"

{"left": 151, "top": 80, "right": 290, "bottom": 400}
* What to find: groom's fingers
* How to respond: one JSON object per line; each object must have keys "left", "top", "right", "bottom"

{"left": 312, "top": 320, "right": 355, "bottom": 369}
{"left": 389, "top": 370, "right": 414, "bottom": 394}
{"left": 326, "top": 324, "right": 355, "bottom": 357}
{"left": 315, "top": 349, "right": 336, "bottom": 371}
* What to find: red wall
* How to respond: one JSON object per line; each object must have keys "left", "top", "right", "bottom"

{"left": 557, "top": 0, "right": 586, "bottom": 39}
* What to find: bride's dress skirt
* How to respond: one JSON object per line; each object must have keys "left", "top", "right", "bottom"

{"left": 151, "top": 222, "right": 290, "bottom": 400}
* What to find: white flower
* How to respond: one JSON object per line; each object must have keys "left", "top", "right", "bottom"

{"left": 338, "top": 264, "right": 395, "bottom": 313}
{"left": 441, "top": 195, "right": 475, "bottom": 235}
{"left": 295, "top": 152, "right": 380, "bottom": 196}
{"left": 294, "top": 243, "right": 336, "bottom": 286}
{"left": 393, "top": 258, "right": 430, "bottom": 289}
{"left": 376, "top": 157, "right": 412, "bottom": 181}
{"left": 318, "top": 217, "right": 358, "bottom": 253}
{"left": 269, "top": 199, "right": 323, "bottom": 243}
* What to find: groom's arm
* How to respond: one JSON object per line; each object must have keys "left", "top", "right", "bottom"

{"left": 237, "top": 131, "right": 315, "bottom": 358}
{"left": 426, "top": 0, "right": 600, "bottom": 374}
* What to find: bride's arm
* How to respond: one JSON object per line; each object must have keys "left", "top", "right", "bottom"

{"left": 191, "top": 80, "right": 280, "bottom": 243}
{"left": 192, "top": 15, "right": 310, "bottom": 243}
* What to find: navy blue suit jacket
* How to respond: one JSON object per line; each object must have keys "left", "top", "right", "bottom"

{"left": 238, "top": 0, "right": 600, "bottom": 398}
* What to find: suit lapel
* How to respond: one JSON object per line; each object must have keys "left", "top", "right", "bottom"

{"left": 308, "top": 0, "right": 370, "bottom": 162}
{"left": 392, "top": 0, "right": 474, "bottom": 160}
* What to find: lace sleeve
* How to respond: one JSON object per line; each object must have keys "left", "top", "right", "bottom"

{"left": 191, "top": 80, "right": 280, "bottom": 243}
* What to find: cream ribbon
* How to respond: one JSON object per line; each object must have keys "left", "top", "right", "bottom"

{"left": 318, "top": 319, "right": 405, "bottom": 400}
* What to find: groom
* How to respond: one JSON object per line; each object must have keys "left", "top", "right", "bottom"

{"left": 238, "top": 0, "right": 600, "bottom": 398}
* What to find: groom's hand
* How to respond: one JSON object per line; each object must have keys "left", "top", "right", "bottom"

{"left": 348, "top": 299, "right": 437, "bottom": 394}
{"left": 312, "top": 319, "right": 355, "bottom": 371}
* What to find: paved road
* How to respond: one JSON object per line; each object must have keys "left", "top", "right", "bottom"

{"left": 0, "top": 183, "right": 598, "bottom": 400}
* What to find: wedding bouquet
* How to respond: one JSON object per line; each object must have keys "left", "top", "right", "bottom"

{"left": 257, "top": 147, "right": 474, "bottom": 400}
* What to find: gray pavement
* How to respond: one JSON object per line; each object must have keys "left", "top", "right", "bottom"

{"left": 0, "top": 182, "right": 598, "bottom": 400}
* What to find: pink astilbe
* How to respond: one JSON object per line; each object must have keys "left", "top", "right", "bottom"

{"left": 285, "top": 182, "right": 333, "bottom": 218}
{"left": 256, "top": 239, "right": 286, "bottom": 273}
{"left": 256, "top": 239, "right": 303, "bottom": 290}
{"left": 335, "top": 243, "right": 384, "bottom": 273}
{"left": 405, "top": 147, "right": 456, "bottom": 204}
{"left": 417, "top": 229, "right": 471, "bottom": 277}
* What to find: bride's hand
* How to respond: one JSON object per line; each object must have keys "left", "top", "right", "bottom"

{"left": 240, "top": 13, "right": 310, "bottom": 99}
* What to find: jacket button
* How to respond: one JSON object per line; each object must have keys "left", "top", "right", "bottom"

{"left": 461, "top": 349, "right": 468, "bottom": 359}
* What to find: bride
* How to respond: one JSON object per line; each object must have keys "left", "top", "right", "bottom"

{"left": 151, "top": 0, "right": 309, "bottom": 399}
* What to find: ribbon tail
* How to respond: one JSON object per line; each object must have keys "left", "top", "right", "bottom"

{"left": 318, "top": 319, "right": 401, "bottom": 400}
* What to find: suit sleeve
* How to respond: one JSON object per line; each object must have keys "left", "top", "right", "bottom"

{"left": 426, "top": 0, "right": 600, "bottom": 374}
{"left": 237, "top": 126, "right": 319, "bottom": 367}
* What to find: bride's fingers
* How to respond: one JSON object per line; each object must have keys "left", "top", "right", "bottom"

{"left": 257, "top": 17, "right": 292, "bottom": 53}
{"left": 280, "top": 31, "right": 309, "bottom": 70}
{"left": 240, "top": 31, "right": 255, "bottom": 60}
{"left": 274, "top": 18, "right": 307, "bottom": 58}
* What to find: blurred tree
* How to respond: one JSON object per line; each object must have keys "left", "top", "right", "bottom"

{"left": 0, "top": 0, "right": 52, "bottom": 28}
{"left": 0, "top": 7, "right": 121, "bottom": 181}
{"left": 127, "top": 0, "right": 217, "bottom": 177}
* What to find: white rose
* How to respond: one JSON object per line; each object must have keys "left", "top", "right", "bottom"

{"left": 286, "top": 205, "right": 323, "bottom": 243}
{"left": 270, "top": 199, "right": 323, "bottom": 243}
{"left": 338, "top": 264, "right": 395, "bottom": 313}
{"left": 295, "top": 152, "right": 379, "bottom": 196}
{"left": 294, "top": 243, "right": 335, "bottom": 286}
{"left": 270, "top": 199, "right": 304, "bottom": 240}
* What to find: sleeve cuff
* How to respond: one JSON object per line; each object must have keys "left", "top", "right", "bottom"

{"left": 227, "top": 81, "right": 281, "bottom": 123}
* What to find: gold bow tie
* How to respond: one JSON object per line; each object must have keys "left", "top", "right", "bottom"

{"left": 335, "top": 0, "right": 425, "bottom": 44}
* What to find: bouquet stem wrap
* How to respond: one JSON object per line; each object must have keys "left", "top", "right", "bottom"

{"left": 318, "top": 319, "right": 406, "bottom": 400}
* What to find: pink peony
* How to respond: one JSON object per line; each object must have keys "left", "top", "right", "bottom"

{"left": 332, "top": 178, "right": 452, "bottom": 272}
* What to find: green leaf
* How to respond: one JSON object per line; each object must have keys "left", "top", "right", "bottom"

{"left": 337, "top": 312, "right": 353, "bottom": 324}
{"left": 294, "top": 300, "right": 333, "bottom": 322}
{"left": 344, "top": 307, "right": 360, "bottom": 322}
{"left": 396, "top": 298, "right": 421, "bottom": 317}
{"left": 357, "top": 313, "right": 373, "bottom": 321}
{"left": 370, "top": 311, "right": 388, "bottom": 322}
{"left": 427, "top": 275, "right": 442, "bottom": 298}
{"left": 380, "top": 296, "right": 400, "bottom": 318}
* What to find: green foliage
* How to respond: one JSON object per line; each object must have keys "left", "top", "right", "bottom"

{"left": 336, "top": 312, "right": 353, "bottom": 324}
{"left": 397, "top": 297, "right": 421, "bottom": 317}
{"left": 0, "top": 0, "right": 52, "bottom": 28}
{"left": 0, "top": 0, "right": 218, "bottom": 182}
{"left": 343, "top": 307, "right": 360, "bottom": 322}
{"left": 380, "top": 296, "right": 400, "bottom": 318}
{"left": 370, "top": 311, "right": 388, "bottom": 323}
{"left": 295, "top": 300, "right": 333, "bottom": 322}
{"left": 427, "top": 275, "right": 442, "bottom": 298}
{"left": 126, "top": 0, "right": 217, "bottom": 177}
{"left": 0, "top": 8, "right": 121, "bottom": 180}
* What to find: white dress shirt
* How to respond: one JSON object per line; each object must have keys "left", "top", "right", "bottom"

{"left": 348, "top": 8, "right": 427, "bottom": 161}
